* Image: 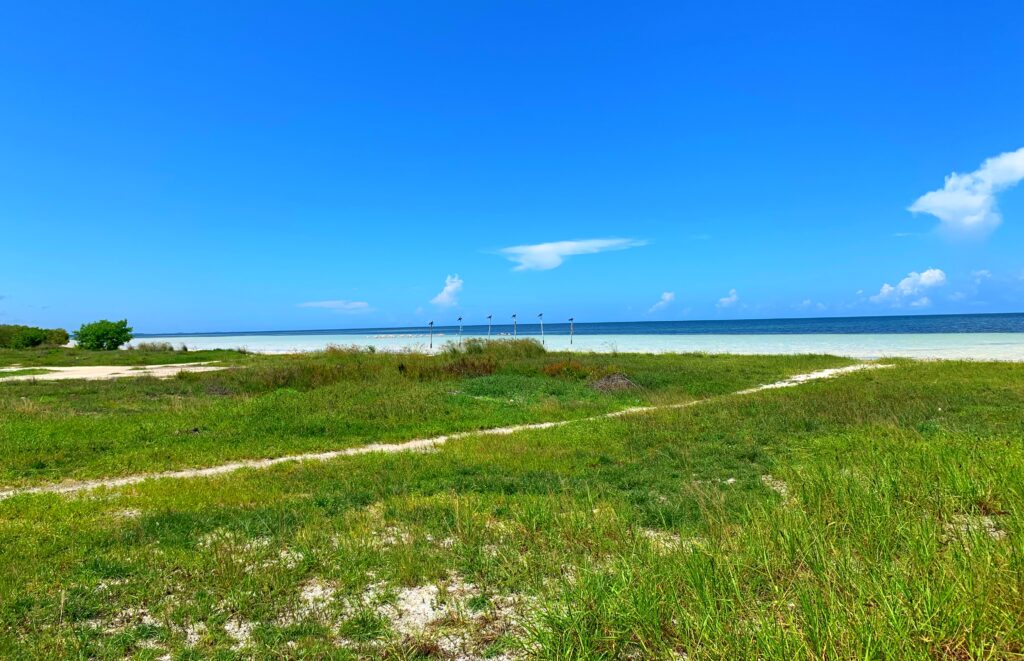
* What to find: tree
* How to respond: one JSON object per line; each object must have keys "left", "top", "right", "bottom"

{"left": 73, "top": 319, "right": 133, "bottom": 351}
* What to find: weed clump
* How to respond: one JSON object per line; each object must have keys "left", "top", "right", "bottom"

{"left": 589, "top": 372, "right": 638, "bottom": 392}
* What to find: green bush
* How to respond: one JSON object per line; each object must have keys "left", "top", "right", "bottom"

{"left": 73, "top": 319, "right": 133, "bottom": 351}
{"left": 0, "top": 324, "right": 70, "bottom": 349}
{"left": 45, "top": 328, "right": 70, "bottom": 346}
{"left": 10, "top": 327, "right": 48, "bottom": 349}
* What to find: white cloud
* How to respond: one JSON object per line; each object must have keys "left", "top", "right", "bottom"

{"left": 649, "top": 291, "right": 675, "bottom": 313}
{"left": 972, "top": 269, "right": 993, "bottom": 284}
{"left": 909, "top": 146, "right": 1024, "bottom": 236}
{"left": 499, "top": 238, "right": 646, "bottom": 271}
{"left": 717, "top": 289, "right": 739, "bottom": 308}
{"left": 430, "top": 274, "right": 463, "bottom": 307}
{"left": 298, "top": 300, "right": 370, "bottom": 312}
{"left": 870, "top": 268, "right": 946, "bottom": 306}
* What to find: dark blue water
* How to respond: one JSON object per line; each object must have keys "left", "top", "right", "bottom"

{"left": 139, "top": 312, "right": 1024, "bottom": 338}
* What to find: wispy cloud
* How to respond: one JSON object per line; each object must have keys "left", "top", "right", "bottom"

{"left": 909, "top": 146, "right": 1024, "bottom": 236}
{"left": 431, "top": 274, "right": 463, "bottom": 307}
{"left": 870, "top": 268, "right": 946, "bottom": 307}
{"left": 717, "top": 289, "right": 739, "bottom": 308}
{"left": 648, "top": 291, "right": 675, "bottom": 313}
{"left": 795, "top": 299, "right": 827, "bottom": 312}
{"left": 298, "top": 300, "right": 371, "bottom": 312}
{"left": 499, "top": 238, "right": 646, "bottom": 271}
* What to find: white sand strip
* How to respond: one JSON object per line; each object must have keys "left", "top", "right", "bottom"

{"left": 0, "top": 363, "right": 890, "bottom": 501}
{"left": 0, "top": 362, "right": 226, "bottom": 382}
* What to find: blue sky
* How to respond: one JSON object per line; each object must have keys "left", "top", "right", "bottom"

{"left": 1, "top": 1, "right": 1023, "bottom": 333}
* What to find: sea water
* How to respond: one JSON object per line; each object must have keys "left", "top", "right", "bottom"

{"left": 132, "top": 313, "right": 1024, "bottom": 361}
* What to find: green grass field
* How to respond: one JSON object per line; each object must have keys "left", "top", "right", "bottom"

{"left": 1, "top": 341, "right": 1022, "bottom": 659}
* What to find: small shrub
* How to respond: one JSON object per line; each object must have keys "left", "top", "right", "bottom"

{"left": 73, "top": 319, "right": 133, "bottom": 351}
{"left": 45, "top": 328, "right": 70, "bottom": 346}
{"left": 133, "top": 341, "right": 175, "bottom": 351}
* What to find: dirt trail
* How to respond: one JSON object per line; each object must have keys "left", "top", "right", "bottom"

{"left": 0, "top": 363, "right": 890, "bottom": 501}
{"left": 0, "top": 362, "right": 226, "bottom": 381}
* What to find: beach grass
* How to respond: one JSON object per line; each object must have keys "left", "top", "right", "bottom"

{"left": 0, "top": 345, "right": 1022, "bottom": 658}
{"left": 0, "top": 342, "right": 849, "bottom": 487}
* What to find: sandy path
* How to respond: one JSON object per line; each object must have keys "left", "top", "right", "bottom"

{"left": 0, "top": 362, "right": 226, "bottom": 381}
{"left": 0, "top": 363, "right": 890, "bottom": 501}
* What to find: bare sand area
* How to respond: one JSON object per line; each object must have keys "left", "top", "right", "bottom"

{"left": 0, "top": 362, "right": 226, "bottom": 382}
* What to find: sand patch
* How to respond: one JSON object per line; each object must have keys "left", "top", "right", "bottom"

{"left": 278, "top": 578, "right": 339, "bottom": 625}
{"left": 85, "top": 606, "right": 159, "bottom": 633}
{"left": 761, "top": 475, "right": 791, "bottom": 500}
{"left": 641, "top": 529, "right": 705, "bottom": 554}
{"left": 374, "top": 526, "right": 413, "bottom": 548}
{"left": 224, "top": 618, "right": 255, "bottom": 650}
{"left": 943, "top": 514, "right": 1007, "bottom": 542}
{"left": 376, "top": 573, "right": 531, "bottom": 658}
{"left": 184, "top": 621, "right": 208, "bottom": 647}
{"left": 0, "top": 362, "right": 226, "bottom": 382}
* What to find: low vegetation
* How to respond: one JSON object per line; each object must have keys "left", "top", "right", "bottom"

{"left": 0, "top": 341, "right": 846, "bottom": 486}
{"left": 0, "top": 343, "right": 1021, "bottom": 658}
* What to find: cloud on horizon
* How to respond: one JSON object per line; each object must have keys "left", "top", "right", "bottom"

{"left": 431, "top": 274, "right": 463, "bottom": 307}
{"left": 298, "top": 300, "right": 370, "bottom": 312}
{"left": 648, "top": 291, "right": 675, "bottom": 313}
{"left": 499, "top": 238, "right": 646, "bottom": 271}
{"left": 717, "top": 289, "right": 739, "bottom": 308}
{"left": 870, "top": 268, "right": 946, "bottom": 307}
{"left": 909, "top": 146, "right": 1024, "bottom": 236}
